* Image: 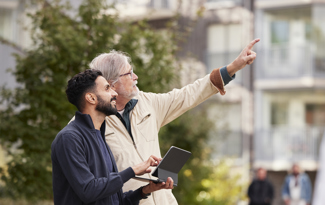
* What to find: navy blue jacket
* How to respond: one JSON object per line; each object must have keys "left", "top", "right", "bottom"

{"left": 51, "top": 111, "right": 143, "bottom": 205}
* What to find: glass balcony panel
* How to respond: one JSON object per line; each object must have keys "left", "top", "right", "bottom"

{"left": 109, "top": 0, "right": 170, "bottom": 9}
{"left": 255, "top": 126, "right": 324, "bottom": 162}
{"left": 256, "top": 44, "right": 321, "bottom": 79}
{"left": 206, "top": 0, "right": 242, "bottom": 4}
{"left": 148, "top": 0, "right": 169, "bottom": 9}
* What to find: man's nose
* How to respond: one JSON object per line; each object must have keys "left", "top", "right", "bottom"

{"left": 132, "top": 72, "right": 138, "bottom": 80}
{"left": 110, "top": 89, "right": 118, "bottom": 97}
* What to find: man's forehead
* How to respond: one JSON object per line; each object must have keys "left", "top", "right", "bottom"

{"left": 120, "top": 63, "right": 132, "bottom": 73}
{"left": 96, "top": 76, "right": 109, "bottom": 86}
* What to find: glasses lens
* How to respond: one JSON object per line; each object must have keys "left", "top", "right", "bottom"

{"left": 130, "top": 70, "right": 133, "bottom": 78}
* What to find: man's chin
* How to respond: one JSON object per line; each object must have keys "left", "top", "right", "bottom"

{"left": 131, "top": 88, "right": 139, "bottom": 97}
{"left": 105, "top": 109, "right": 117, "bottom": 116}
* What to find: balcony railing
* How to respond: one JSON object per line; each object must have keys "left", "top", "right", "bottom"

{"left": 206, "top": 0, "right": 242, "bottom": 4}
{"left": 148, "top": 0, "right": 169, "bottom": 9}
{"left": 255, "top": 44, "right": 325, "bottom": 79}
{"left": 255, "top": 126, "right": 324, "bottom": 162}
{"left": 113, "top": 0, "right": 170, "bottom": 9}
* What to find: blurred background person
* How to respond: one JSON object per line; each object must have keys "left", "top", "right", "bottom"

{"left": 248, "top": 167, "right": 274, "bottom": 205}
{"left": 282, "top": 164, "right": 312, "bottom": 205}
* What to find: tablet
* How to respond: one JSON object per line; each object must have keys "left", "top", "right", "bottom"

{"left": 133, "top": 146, "right": 191, "bottom": 187}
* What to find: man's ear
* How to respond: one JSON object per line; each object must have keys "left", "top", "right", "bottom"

{"left": 85, "top": 93, "right": 96, "bottom": 105}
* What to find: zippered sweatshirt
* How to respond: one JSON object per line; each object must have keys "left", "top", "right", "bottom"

{"left": 51, "top": 111, "right": 143, "bottom": 205}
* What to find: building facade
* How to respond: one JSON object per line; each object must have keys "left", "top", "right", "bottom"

{"left": 254, "top": 0, "right": 325, "bottom": 204}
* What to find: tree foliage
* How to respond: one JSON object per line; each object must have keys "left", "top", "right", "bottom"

{"left": 159, "top": 108, "right": 247, "bottom": 205}
{"left": 0, "top": 0, "right": 177, "bottom": 200}
{"left": 199, "top": 160, "right": 248, "bottom": 205}
{"left": 159, "top": 107, "right": 215, "bottom": 204}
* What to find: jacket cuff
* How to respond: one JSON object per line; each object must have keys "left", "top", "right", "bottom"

{"left": 210, "top": 67, "right": 226, "bottom": 95}
{"left": 128, "top": 187, "right": 144, "bottom": 202}
{"left": 220, "top": 66, "right": 236, "bottom": 85}
{"left": 119, "top": 167, "right": 135, "bottom": 183}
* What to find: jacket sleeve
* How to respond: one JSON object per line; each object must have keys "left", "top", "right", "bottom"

{"left": 53, "top": 132, "right": 136, "bottom": 204}
{"left": 145, "top": 72, "right": 225, "bottom": 128}
{"left": 269, "top": 181, "right": 274, "bottom": 201}
{"left": 281, "top": 176, "right": 290, "bottom": 200}
{"left": 121, "top": 188, "right": 143, "bottom": 205}
{"left": 247, "top": 181, "right": 254, "bottom": 200}
{"left": 304, "top": 174, "right": 312, "bottom": 203}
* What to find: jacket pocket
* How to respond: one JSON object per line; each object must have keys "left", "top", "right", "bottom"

{"left": 137, "top": 113, "right": 156, "bottom": 142}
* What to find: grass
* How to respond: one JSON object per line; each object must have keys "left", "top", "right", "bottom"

{"left": 0, "top": 198, "right": 53, "bottom": 205}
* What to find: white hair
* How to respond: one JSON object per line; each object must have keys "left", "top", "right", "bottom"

{"left": 89, "top": 50, "right": 131, "bottom": 84}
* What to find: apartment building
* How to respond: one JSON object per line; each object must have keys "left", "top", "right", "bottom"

{"left": 254, "top": 0, "right": 325, "bottom": 204}
{"left": 0, "top": 0, "right": 31, "bottom": 90}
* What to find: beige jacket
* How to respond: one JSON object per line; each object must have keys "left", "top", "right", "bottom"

{"left": 104, "top": 70, "right": 225, "bottom": 205}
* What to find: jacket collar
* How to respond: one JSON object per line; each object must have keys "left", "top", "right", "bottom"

{"left": 125, "top": 99, "right": 138, "bottom": 113}
{"left": 74, "top": 111, "right": 106, "bottom": 136}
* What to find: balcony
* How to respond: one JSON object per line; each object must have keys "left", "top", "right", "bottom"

{"left": 113, "top": 0, "right": 173, "bottom": 20}
{"left": 255, "top": 126, "right": 324, "bottom": 169}
{"left": 113, "top": 0, "right": 171, "bottom": 9}
{"left": 148, "top": 0, "right": 169, "bottom": 9}
{"left": 255, "top": 44, "right": 325, "bottom": 79}
{"left": 205, "top": 0, "right": 243, "bottom": 6}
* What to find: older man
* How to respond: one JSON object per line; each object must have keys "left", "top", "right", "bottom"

{"left": 87, "top": 39, "right": 260, "bottom": 205}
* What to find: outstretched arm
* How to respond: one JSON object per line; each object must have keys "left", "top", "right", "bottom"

{"left": 150, "top": 38, "right": 260, "bottom": 127}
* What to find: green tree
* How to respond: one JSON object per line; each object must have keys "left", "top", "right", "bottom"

{"left": 0, "top": 0, "right": 177, "bottom": 200}
{"left": 159, "top": 107, "right": 216, "bottom": 205}
{"left": 199, "top": 159, "right": 248, "bottom": 205}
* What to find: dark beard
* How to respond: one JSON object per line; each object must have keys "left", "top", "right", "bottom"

{"left": 95, "top": 95, "right": 117, "bottom": 116}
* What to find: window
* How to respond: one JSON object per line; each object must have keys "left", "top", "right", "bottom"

{"left": 271, "top": 102, "right": 288, "bottom": 126}
{"left": 0, "top": 8, "right": 14, "bottom": 42}
{"left": 207, "top": 24, "right": 243, "bottom": 82}
{"left": 271, "top": 20, "right": 289, "bottom": 44}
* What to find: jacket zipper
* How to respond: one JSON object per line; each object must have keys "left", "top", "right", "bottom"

{"left": 129, "top": 110, "right": 138, "bottom": 150}
{"left": 130, "top": 110, "right": 146, "bottom": 162}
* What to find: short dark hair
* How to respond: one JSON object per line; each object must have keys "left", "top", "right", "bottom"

{"left": 66, "top": 69, "right": 103, "bottom": 111}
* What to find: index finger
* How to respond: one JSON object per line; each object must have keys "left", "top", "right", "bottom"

{"left": 150, "top": 155, "right": 161, "bottom": 163}
{"left": 246, "top": 38, "right": 260, "bottom": 50}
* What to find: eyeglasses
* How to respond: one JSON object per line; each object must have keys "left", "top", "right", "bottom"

{"left": 119, "top": 69, "right": 133, "bottom": 79}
